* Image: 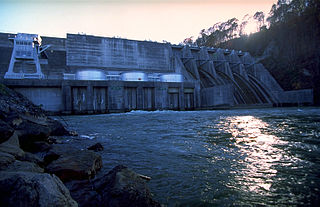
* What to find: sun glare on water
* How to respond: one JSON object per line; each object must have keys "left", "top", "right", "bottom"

{"left": 218, "top": 116, "right": 293, "bottom": 194}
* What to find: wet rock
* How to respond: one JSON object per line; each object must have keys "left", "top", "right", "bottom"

{"left": 0, "top": 151, "right": 16, "bottom": 170}
{"left": 0, "top": 142, "right": 25, "bottom": 159}
{"left": 2, "top": 131, "right": 20, "bottom": 147}
{"left": 47, "top": 119, "right": 71, "bottom": 136}
{"left": 48, "top": 136, "right": 62, "bottom": 144}
{"left": 87, "top": 143, "right": 104, "bottom": 152}
{"left": 49, "top": 143, "right": 81, "bottom": 156}
{"left": 46, "top": 150, "right": 102, "bottom": 182}
{"left": 15, "top": 119, "right": 51, "bottom": 152}
{"left": 66, "top": 165, "right": 161, "bottom": 207}
{"left": 6, "top": 160, "right": 44, "bottom": 173}
{"left": 43, "top": 150, "right": 61, "bottom": 166}
{"left": 0, "top": 171, "right": 78, "bottom": 207}
{"left": 69, "top": 131, "right": 78, "bottom": 136}
{"left": 0, "top": 119, "right": 14, "bottom": 144}
{"left": 0, "top": 132, "right": 25, "bottom": 159}
{"left": 43, "top": 144, "right": 78, "bottom": 165}
{"left": 22, "top": 152, "right": 44, "bottom": 167}
{"left": 95, "top": 165, "right": 161, "bottom": 207}
{"left": 65, "top": 179, "right": 100, "bottom": 207}
{"left": 31, "top": 141, "right": 52, "bottom": 153}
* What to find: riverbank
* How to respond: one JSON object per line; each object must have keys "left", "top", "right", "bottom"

{"left": 0, "top": 84, "right": 161, "bottom": 207}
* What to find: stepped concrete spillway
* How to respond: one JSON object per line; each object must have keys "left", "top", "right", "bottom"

{"left": 0, "top": 32, "right": 313, "bottom": 114}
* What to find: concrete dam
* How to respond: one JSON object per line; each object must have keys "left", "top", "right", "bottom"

{"left": 0, "top": 32, "right": 313, "bottom": 114}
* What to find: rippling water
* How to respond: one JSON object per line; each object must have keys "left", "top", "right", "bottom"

{"left": 57, "top": 108, "right": 320, "bottom": 206}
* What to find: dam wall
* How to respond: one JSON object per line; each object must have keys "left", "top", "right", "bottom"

{"left": 2, "top": 79, "right": 199, "bottom": 114}
{"left": 0, "top": 32, "right": 314, "bottom": 113}
{"left": 277, "top": 89, "right": 314, "bottom": 106}
{"left": 0, "top": 33, "right": 14, "bottom": 78}
{"left": 66, "top": 34, "right": 173, "bottom": 73}
{"left": 201, "top": 84, "right": 233, "bottom": 107}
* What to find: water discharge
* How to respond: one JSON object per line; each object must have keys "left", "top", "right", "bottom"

{"left": 57, "top": 108, "right": 320, "bottom": 206}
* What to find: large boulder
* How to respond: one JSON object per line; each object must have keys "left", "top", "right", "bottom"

{"left": 0, "top": 171, "right": 78, "bottom": 207}
{"left": 66, "top": 165, "right": 161, "bottom": 207}
{"left": 46, "top": 149, "right": 102, "bottom": 182}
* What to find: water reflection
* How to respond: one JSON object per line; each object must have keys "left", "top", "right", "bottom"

{"left": 218, "top": 116, "right": 288, "bottom": 194}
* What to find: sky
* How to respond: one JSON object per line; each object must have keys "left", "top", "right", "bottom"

{"left": 0, "top": 0, "right": 276, "bottom": 44}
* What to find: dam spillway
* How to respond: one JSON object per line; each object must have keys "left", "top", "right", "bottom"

{"left": 0, "top": 32, "right": 313, "bottom": 114}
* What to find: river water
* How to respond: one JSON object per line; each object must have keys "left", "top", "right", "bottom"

{"left": 57, "top": 108, "right": 320, "bottom": 206}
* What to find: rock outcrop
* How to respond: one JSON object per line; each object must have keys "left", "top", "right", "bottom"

{"left": 0, "top": 84, "right": 79, "bottom": 206}
{"left": 0, "top": 84, "right": 71, "bottom": 152}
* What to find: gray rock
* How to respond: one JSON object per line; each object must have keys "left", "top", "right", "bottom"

{"left": 96, "top": 165, "right": 161, "bottom": 207}
{"left": 22, "top": 151, "right": 44, "bottom": 166}
{"left": 0, "top": 171, "right": 78, "bottom": 207}
{"left": 2, "top": 131, "right": 20, "bottom": 147}
{"left": 65, "top": 179, "right": 101, "bottom": 207}
{"left": 6, "top": 160, "right": 44, "bottom": 173}
{"left": 47, "top": 118, "right": 71, "bottom": 136}
{"left": 47, "top": 143, "right": 80, "bottom": 157}
{"left": 0, "top": 151, "right": 16, "bottom": 170}
{"left": 32, "top": 141, "right": 52, "bottom": 153}
{"left": 0, "top": 132, "right": 25, "bottom": 159}
{"left": 87, "top": 142, "right": 104, "bottom": 152}
{"left": 15, "top": 118, "right": 51, "bottom": 152}
{"left": 46, "top": 150, "right": 102, "bottom": 182}
{"left": 66, "top": 165, "right": 161, "bottom": 207}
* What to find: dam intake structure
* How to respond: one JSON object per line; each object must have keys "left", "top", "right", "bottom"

{"left": 0, "top": 33, "right": 313, "bottom": 114}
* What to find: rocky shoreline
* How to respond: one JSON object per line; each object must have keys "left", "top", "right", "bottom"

{"left": 0, "top": 84, "right": 161, "bottom": 207}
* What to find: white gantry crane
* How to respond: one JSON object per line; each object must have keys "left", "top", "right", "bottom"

{"left": 4, "top": 33, "right": 50, "bottom": 79}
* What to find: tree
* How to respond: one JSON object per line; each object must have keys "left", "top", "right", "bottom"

{"left": 253, "top": 11, "right": 265, "bottom": 31}
{"left": 239, "top": 14, "right": 250, "bottom": 36}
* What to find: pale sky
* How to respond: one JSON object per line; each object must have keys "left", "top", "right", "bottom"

{"left": 0, "top": 0, "right": 276, "bottom": 44}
